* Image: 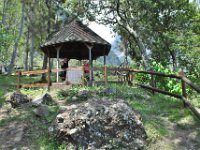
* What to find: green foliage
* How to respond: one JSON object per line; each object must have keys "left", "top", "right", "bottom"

{"left": 135, "top": 73, "right": 151, "bottom": 85}
{"left": 0, "top": 24, "right": 15, "bottom": 63}
{"left": 20, "top": 88, "right": 47, "bottom": 97}
{"left": 151, "top": 61, "right": 182, "bottom": 94}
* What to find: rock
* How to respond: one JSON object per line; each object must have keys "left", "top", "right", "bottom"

{"left": 59, "top": 104, "right": 78, "bottom": 113}
{"left": 32, "top": 93, "right": 54, "bottom": 106}
{"left": 53, "top": 99, "right": 147, "bottom": 149}
{"left": 33, "top": 104, "right": 49, "bottom": 117}
{"left": 71, "top": 96, "right": 78, "bottom": 101}
{"left": 0, "top": 122, "right": 27, "bottom": 149}
{"left": 4, "top": 92, "right": 13, "bottom": 102}
{"left": 77, "top": 90, "right": 90, "bottom": 98}
{"left": 102, "top": 87, "right": 115, "bottom": 95}
{"left": 9, "top": 91, "right": 31, "bottom": 108}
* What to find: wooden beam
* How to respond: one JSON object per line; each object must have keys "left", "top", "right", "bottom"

{"left": 182, "top": 76, "right": 200, "bottom": 94}
{"left": 138, "top": 84, "right": 182, "bottom": 99}
{"left": 150, "top": 74, "right": 155, "bottom": 95}
{"left": 16, "top": 69, "right": 48, "bottom": 76}
{"left": 104, "top": 55, "right": 107, "bottom": 85}
{"left": 139, "top": 84, "right": 200, "bottom": 120}
{"left": 82, "top": 63, "right": 85, "bottom": 86}
{"left": 130, "top": 69, "right": 182, "bottom": 79}
{"left": 181, "top": 78, "right": 187, "bottom": 107}
{"left": 20, "top": 83, "right": 49, "bottom": 88}
{"left": 51, "top": 67, "right": 82, "bottom": 72}
{"left": 182, "top": 97, "right": 200, "bottom": 120}
{"left": 17, "top": 72, "right": 21, "bottom": 89}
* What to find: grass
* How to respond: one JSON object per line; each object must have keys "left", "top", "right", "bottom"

{"left": 61, "top": 84, "right": 200, "bottom": 146}
{"left": 0, "top": 75, "right": 42, "bottom": 104}
{"left": 1, "top": 74, "right": 200, "bottom": 149}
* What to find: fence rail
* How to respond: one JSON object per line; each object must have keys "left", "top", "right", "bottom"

{"left": 128, "top": 69, "right": 200, "bottom": 120}
{"left": 15, "top": 67, "right": 200, "bottom": 119}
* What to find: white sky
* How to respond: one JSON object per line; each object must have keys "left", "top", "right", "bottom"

{"left": 89, "top": 22, "right": 115, "bottom": 44}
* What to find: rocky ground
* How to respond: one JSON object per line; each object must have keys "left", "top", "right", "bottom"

{"left": 0, "top": 88, "right": 200, "bottom": 150}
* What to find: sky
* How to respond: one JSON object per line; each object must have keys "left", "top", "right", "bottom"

{"left": 88, "top": 22, "right": 115, "bottom": 44}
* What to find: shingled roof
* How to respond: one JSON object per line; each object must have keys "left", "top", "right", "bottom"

{"left": 41, "top": 20, "right": 111, "bottom": 60}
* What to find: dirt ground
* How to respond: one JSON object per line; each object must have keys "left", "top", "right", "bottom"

{"left": 1, "top": 99, "right": 200, "bottom": 150}
{"left": 148, "top": 117, "right": 200, "bottom": 150}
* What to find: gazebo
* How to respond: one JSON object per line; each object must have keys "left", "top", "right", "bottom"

{"left": 40, "top": 20, "right": 111, "bottom": 85}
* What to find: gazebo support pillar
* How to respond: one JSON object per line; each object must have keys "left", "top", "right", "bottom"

{"left": 104, "top": 55, "right": 107, "bottom": 85}
{"left": 86, "top": 44, "right": 94, "bottom": 86}
{"left": 47, "top": 50, "right": 51, "bottom": 91}
{"left": 89, "top": 47, "right": 92, "bottom": 86}
{"left": 56, "top": 46, "right": 61, "bottom": 82}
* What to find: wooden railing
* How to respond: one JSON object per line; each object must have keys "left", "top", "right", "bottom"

{"left": 16, "top": 69, "right": 50, "bottom": 89}
{"left": 16, "top": 67, "right": 83, "bottom": 90}
{"left": 15, "top": 67, "right": 200, "bottom": 119}
{"left": 128, "top": 69, "right": 200, "bottom": 120}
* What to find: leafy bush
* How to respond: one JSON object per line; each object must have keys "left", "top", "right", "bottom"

{"left": 151, "top": 61, "right": 182, "bottom": 94}
{"left": 135, "top": 61, "right": 182, "bottom": 94}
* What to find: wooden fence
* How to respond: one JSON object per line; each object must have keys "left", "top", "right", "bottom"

{"left": 128, "top": 69, "right": 200, "bottom": 120}
{"left": 16, "top": 67, "right": 200, "bottom": 119}
{"left": 16, "top": 67, "right": 83, "bottom": 90}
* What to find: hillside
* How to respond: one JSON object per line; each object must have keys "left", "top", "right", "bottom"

{"left": 0, "top": 76, "right": 200, "bottom": 149}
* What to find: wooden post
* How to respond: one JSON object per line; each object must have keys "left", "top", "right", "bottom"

{"left": 17, "top": 72, "right": 21, "bottom": 89}
{"left": 82, "top": 63, "right": 85, "bottom": 86}
{"left": 150, "top": 74, "right": 155, "bottom": 95}
{"left": 56, "top": 48, "right": 60, "bottom": 82}
{"left": 127, "top": 72, "right": 133, "bottom": 86}
{"left": 47, "top": 67, "right": 51, "bottom": 91}
{"left": 89, "top": 47, "right": 92, "bottom": 86}
{"left": 182, "top": 78, "right": 187, "bottom": 107}
{"left": 104, "top": 55, "right": 107, "bottom": 85}
{"left": 179, "top": 70, "right": 187, "bottom": 107}
{"left": 47, "top": 53, "right": 51, "bottom": 91}
{"left": 85, "top": 44, "right": 93, "bottom": 86}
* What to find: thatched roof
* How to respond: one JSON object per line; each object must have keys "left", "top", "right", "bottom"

{"left": 41, "top": 20, "right": 111, "bottom": 60}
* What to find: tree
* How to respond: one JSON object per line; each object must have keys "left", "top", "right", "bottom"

{"left": 61, "top": 0, "right": 198, "bottom": 71}
{"left": 8, "top": 0, "right": 25, "bottom": 74}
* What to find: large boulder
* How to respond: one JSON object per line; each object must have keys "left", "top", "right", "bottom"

{"left": 53, "top": 99, "right": 147, "bottom": 149}
{"left": 9, "top": 91, "right": 31, "bottom": 108}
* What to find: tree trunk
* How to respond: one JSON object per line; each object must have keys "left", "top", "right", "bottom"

{"left": 41, "top": 0, "right": 52, "bottom": 81}
{"left": 29, "top": 31, "right": 35, "bottom": 71}
{"left": 41, "top": 55, "right": 48, "bottom": 81}
{"left": 118, "top": 23, "right": 148, "bottom": 70}
{"left": 24, "top": 49, "right": 29, "bottom": 71}
{"left": 116, "top": 1, "right": 148, "bottom": 70}
{"left": 1, "top": 0, "right": 7, "bottom": 24}
{"left": 8, "top": 0, "right": 25, "bottom": 74}
{"left": 169, "top": 50, "right": 177, "bottom": 71}
{"left": 24, "top": 28, "right": 29, "bottom": 71}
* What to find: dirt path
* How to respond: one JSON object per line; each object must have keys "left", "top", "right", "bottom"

{"left": 148, "top": 118, "right": 200, "bottom": 150}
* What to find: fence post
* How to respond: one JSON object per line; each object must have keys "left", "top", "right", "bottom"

{"left": 181, "top": 78, "right": 187, "bottom": 107}
{"left": 82, "top": 63, "right": 85, "bottom": 86}
{"left": 47, "top": 67, "right": 51, "bottom": 91}
{"left": 179, "top": 70, "right": 187, "bottom": 107}
{"left": 104, "top": 55, "right": 107, "bottom": 85}
{"left": 17, "top": 72, "right": 21, "bottom": 89}
{"left": 104, "top": 65, "right": 107, "bottom": 85}
{"left": 150, "top": 74, "right": 156, "bottom": 95}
